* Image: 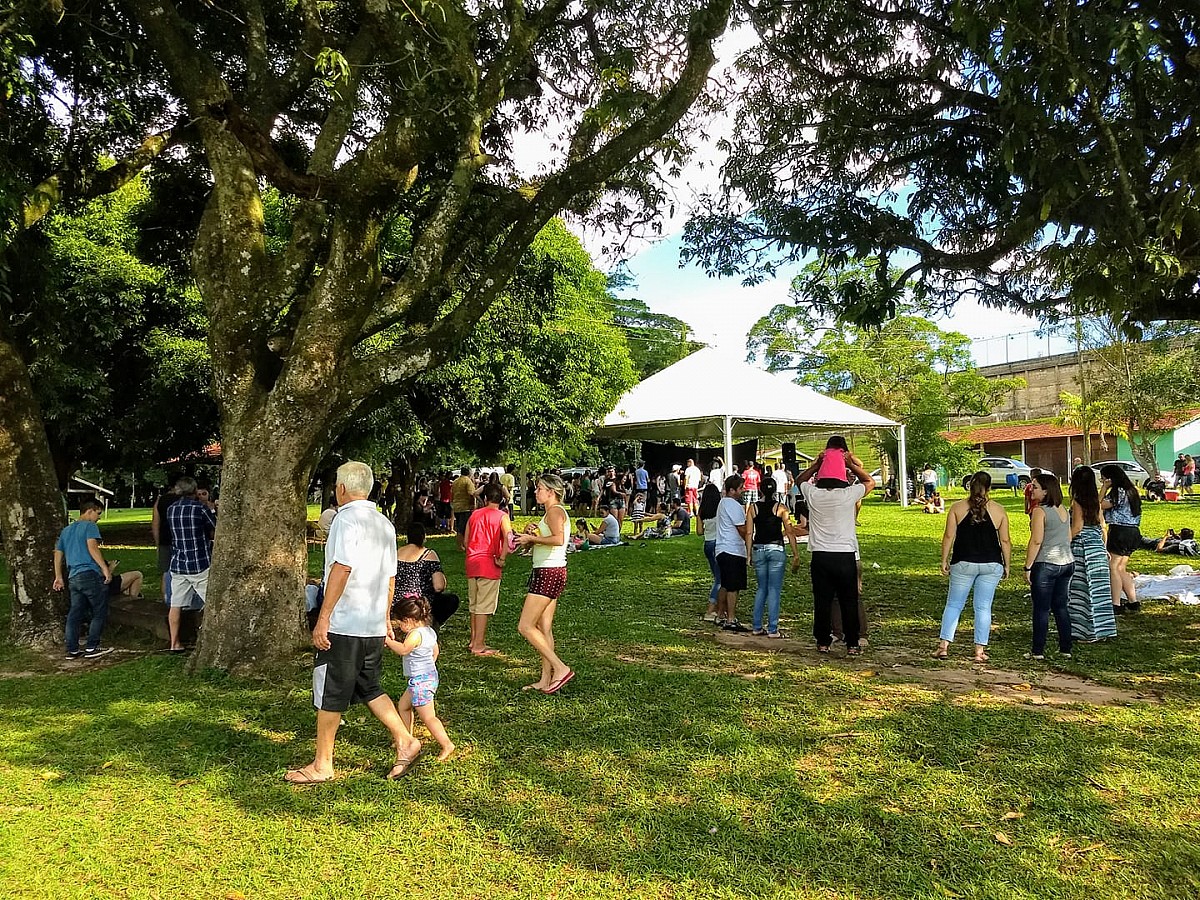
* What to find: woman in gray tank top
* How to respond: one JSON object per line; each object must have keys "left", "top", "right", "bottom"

{"left": 1022, "top": 473, "right": 1075, "bottom": 660}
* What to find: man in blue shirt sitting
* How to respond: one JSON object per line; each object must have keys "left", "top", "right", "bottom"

{"left": 53, "top": 497, "right": 113, "bottom": 659}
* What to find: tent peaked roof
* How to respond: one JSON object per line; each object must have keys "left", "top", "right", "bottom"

{"left": 595, "top": 347, "right": 897, "bottom": 444}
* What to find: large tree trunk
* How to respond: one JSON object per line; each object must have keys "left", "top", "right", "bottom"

{"left": 186, "top": 426, "right": 313, "bottom": 673}
{"left": 1126, "top": 424, "right": 1162, "bottom": 478}
{"left": 391, "top": 455, "right": 417, "bottom": 529}
{"left": 0, "top": 331, "right": 68, "bottom": 647}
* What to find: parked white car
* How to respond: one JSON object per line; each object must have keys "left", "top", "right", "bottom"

{"left": 961, "top": 457, "right": 1053, "bottom": 489}
{"left": 1089, "top": 460, "right": 1151, "bottom": 487}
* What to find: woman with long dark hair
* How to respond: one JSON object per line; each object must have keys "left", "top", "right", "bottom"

{"left": 1067, "top": 467, "right": 1115, "bottom": 640}
{"left": 393, "top": 522, "right": 460, "bottom": 628}
{"left": 697, "top": 482, "right": 723, "bottom": 622}
{"left": 1023, "top": 473, "right": 1075, "bottom": 661}
{"left": 747, "top": 490, "right": 801, "bottom": 637}
{"left": 934, "top": 472, "right": 1011, "bottom": 662}
{"left": 1100, "top": 463, "right": 1143, "bottom": 612}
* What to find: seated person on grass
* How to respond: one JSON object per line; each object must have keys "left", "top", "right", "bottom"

{"left": 669, "top": 498, "right": 692, "bottom": 536}
{"left": 573, "top": 518, "right": 591, "bottom": 549}
{"left": 104, "top": 560, "right": 145, "bottom": 599}
{"left": 640, "top": 503, "right": 672, "bottom": 538}
{"left": 582, "top": 504, "right": 622, "bottom": 545}
{"left": 923, "top": 492, "right": 945, "bottom": 514}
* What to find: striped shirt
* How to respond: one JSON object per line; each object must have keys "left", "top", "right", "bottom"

{"left": 168, "top": 498, "right": 217, "bottom": 574}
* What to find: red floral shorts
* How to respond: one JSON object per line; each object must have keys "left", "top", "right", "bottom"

{"left": 527, "top": 566, "right": 568, "bottom": 600}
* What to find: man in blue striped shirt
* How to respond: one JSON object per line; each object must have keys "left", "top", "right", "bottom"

{"left": 166, "top": 476, "right": 217, "bottom": 652}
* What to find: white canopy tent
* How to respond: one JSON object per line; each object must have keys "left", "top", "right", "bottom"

{"left": 594, "top": 347, "right": 910, "bottom": 505}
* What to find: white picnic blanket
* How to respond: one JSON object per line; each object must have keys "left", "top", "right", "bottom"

{"left": 1132, "top": 566, "right": 1200, "bottom": 605}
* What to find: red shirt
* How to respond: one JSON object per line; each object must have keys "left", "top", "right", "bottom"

{"left": 743, "top": 467, "right": 761, "bottom": 490}
{"left": 1024, "top": 482, "right": 1039, "bottom": 516}
{"left": 465, "top": 506, "right": 508, "bottom": 579}
{"left": 438, "top": 478, "right": 453, "bottom": 503}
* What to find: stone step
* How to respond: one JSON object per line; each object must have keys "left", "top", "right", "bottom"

{"left": 107, "top": 596, "right": 203, "bottom": 645}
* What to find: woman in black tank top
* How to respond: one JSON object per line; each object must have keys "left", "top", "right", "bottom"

{"left": 748, "top": 497, "right": 801, "bottom": 637}
{"left": 933, "top": 472, "right": 1012, "bottom": 662}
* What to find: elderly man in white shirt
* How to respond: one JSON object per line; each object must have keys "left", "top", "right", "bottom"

{"left": 286, "top": 461, "right": 422, "bottom": 784}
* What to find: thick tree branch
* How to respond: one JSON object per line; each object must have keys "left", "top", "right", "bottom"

{"left": 223, "top": 100, "right": 333, "bottom": 199}
{"left": 8, "top": 123, "right": 186, "bottom": 248}
{"left": 308, "top": 24, "right": 377, "bottom": 176}
{"left": 124, "top": 0, "right": 230, "bottom": 109}
{"left": 264, "top": 199, "right": 329, "bottom": 328}
{"left": 417, "top": 0, "right": 735, "bottom": 359}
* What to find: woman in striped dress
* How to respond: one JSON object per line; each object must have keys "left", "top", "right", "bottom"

{"left": 1068, "top": 466, "right": 1115, "bottom": 640}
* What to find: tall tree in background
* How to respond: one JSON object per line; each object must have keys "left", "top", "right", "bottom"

{"left": 1, "top": 1, "right": 175, "bottom": 645}
{"left": 2, "top": 174, "right": 212, "bottom": 645}
{"left": 1081, "top": 320, "right": 1200, "bottom": 475}
{"left": 685, "top": 0, "right": 1199, "bottom": 329}
{"left": 605, "top": 267, "right": 702, "bottom": 379}
{"left": 343, "top": 219, "right": 637, "bottom": 502}
{"left": 749, "top": 288, "right": 1023, "bottom": 478}
{"left": 1055, "top": 391, "right": 1117, "bottom": 462}
{"left": 11, "top": 0, "right": 737, "bottom": 670}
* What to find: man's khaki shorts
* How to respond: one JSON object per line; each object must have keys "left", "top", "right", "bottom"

{"left": 468, "top": 577, "right": 501, "bottom": 615}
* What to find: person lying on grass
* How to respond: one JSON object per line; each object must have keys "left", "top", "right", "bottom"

{"left": 385, "top": 596, "right": 455, "bottom": 762}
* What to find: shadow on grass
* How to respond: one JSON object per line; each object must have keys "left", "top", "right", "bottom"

{"left": 2, "top": 649, "right": 1199, "bottom": 898}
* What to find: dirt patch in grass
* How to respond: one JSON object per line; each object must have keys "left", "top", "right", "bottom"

{"left": 708, "top": 631, "right": 1158, "bottom": 706}
{"left": 0, "top": 648, "right": 150, "bottom": 678}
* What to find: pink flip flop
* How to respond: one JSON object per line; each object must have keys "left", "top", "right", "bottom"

{"left": 542, "top": 669, "right": 575, "bottom": 694}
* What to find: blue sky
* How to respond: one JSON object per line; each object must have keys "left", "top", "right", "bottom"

{"left": 613, "top": 231, "right": 1074, "bottom": 368}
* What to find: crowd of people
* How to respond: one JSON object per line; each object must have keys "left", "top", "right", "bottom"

{"left": 933, "top": 463, "right": 1162, "bottom": 663}
{"left": 49, "top": 439, "right": 1191, "bottom": 783}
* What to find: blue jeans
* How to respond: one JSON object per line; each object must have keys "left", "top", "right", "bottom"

{"left": 1031, "top": 561, "right": 1075, "bottom": 655}
{"left": 703, "top": 541, "right": 720, "bottom": 604}
{"left": 752, "top": 545, "right": 787, "bottom": 633}
{"left": 940, "top": 561, "right": 1004, "bottom": 646}
{"left": 66, "top": 570, "right": 109, "bottom": 652}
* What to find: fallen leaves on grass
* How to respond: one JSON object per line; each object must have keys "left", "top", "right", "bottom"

{"left": 994, "top": 831, "right": 1014, "bottom": 846}
{"left": 1001, "top": 811, "right": 1025, "bottom": 820}
{"left": 1011, "top": 683, "right": 1033, "bottom": 692}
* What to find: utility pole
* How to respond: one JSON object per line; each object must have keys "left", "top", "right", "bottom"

{"left": 1075, "top": 316, "right": 1092, "bottom": 465}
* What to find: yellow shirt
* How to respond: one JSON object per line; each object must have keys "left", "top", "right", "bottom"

{"left": 451, "top": 475, "right": 477, "bottom": 513}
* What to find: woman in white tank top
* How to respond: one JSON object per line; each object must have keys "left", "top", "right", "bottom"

{"left": 514, "top": 474, "right": 574, "bottom": 694}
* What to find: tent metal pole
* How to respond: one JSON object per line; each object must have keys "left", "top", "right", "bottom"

{"left": 723, "top": 416, "right": 733, "bottom": 482}
{"left": 897, "top": 424, "right": 909, "bottom": 507}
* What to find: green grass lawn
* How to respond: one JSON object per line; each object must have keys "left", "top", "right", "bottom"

{"left": 2, "top": 496, "right": 1200, "bottom": 898}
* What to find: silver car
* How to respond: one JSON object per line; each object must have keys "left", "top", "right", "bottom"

{"left": 961, "top": 457, "right": 1053, "bottom": 489}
